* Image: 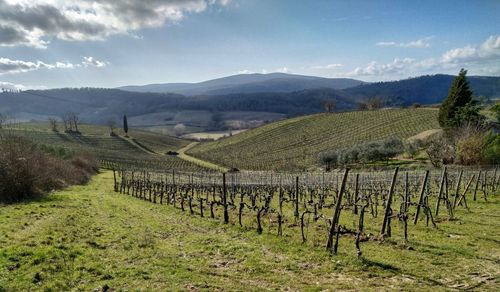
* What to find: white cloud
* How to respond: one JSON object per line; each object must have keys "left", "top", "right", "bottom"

{"left": 0, "top": 0, "right": 231, "bottom": 48}
{"left": 346, "top": 58, "right": 415, "bottom": 77}
{"left": 345, "top": 35, "right": 500, "bottom": 78}
{"left": 82, "top": 56, "right": 107, "bottom": 68}
{"left": 275, "top": 67, "right": 290, "bottom": 73}
{"left": 237, "top": 69, "right": 253, "bottom": 74}
{"left": 441, "top": 35, "right": 500, "bottom": 64}
{"left": 0, "top": 81, "right": 46, "bottom": 91}
{"left": 310, "top": 63, "right": 343, "bottom": 70}
{"left": 376, "top": 37, "right": 432, "bottom": 48}
{"left": 0, "top": 56, "right": 107, "bottom": 75}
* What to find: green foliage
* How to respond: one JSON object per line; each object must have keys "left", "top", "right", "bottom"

{"left": 404, "top": 139, "right": 421, "bottom": 158}
{"left": 482, "top": 132, "right": 500, "bottom": 164}
{"left": 438, "top": 69, "right": 474, "bottom": 128}
{"left": 38, "top": 144, "right": 75, "bottom": 160}
{"left": 453, "top": 101, "right": 485, "bottom": 126}
{"left": 455, "top": 130, "right": 488, "bottom": 165}
{"left": 491, "top": 103, "right": 500, "bottom": 122}
{"left": 123, "top": 115, "right": 128, "bottom": 134}
{"left": 320, "top": 137, "right": 404, "bottom": 167}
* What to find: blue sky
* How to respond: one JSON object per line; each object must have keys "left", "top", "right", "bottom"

{"left": 0, "top": 0, "right": 499, "bottom": 90}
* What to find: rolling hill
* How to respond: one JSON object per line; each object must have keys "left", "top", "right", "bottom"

{"left": 1, "top": 74, "right": 498, "bottom": 132}
{"left": 1, "top": 123, "right": 204, "bottom": 172}
{"left": 187, "top": 108, "right": 441, "bottom": 171}
{"left": 118, "top": 73, "right": 365, "bottom": 95}
{"left": 346, "top": 74, "right": 500, "bottom": 105}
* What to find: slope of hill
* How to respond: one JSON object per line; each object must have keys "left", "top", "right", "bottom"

{"left": 1, "top": 74, "right": 498, "bottom": 129}
{"left": 187, "top": 108, "right": 440, "bottom": 171}
{"left": 118, "top": 73, "right": 365, "bottom": 95}
{"left": 346, "top": 75, "right": 500, "bottom": 105}
{"left": 2, "top": 123, "right": 203, "bottom": 172}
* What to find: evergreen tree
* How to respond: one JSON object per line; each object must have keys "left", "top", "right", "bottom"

{"left": 438, "top": 69, "right": 473, "bottom": 127}
{"left": 123, "top": 115, "right": 129, "bottom": 135}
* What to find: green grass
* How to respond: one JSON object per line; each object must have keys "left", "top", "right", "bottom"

{"left": 188, "top": 108, "right": 441, "bottom": 171}
{"left": 1, "top": 171, "right": 498, "bottom": 290}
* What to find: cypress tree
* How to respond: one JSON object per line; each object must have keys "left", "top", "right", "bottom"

{"left": 123, "top": 115, "right": 129, "bottom": 135}
{"left": 438, "top": 69, "right": 473, "bottom": 128}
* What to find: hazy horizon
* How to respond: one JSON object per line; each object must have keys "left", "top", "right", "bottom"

{"left": 0, "top": 0, "right": 499, "bottom": 90}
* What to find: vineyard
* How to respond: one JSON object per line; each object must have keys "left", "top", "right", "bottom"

{"left": 0, "top": 125, "right": 205, "bottom": 172}
{"left": 187, "top": 108, "right": 441, "bottom": 171}
{"left": 112, "top": 166, "right": 499, "bottom": 260}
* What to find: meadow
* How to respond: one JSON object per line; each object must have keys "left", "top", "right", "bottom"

{"left": 0, "top": 170, "right": 498, "bottom": 290}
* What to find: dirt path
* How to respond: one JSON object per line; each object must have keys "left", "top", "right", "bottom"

{"left": 177, "top": 142, "right": 228, "bottom": 172}
{"left": 408, "top": 129, "right": 442, "bottom": 141}
{"left": 118, "top": 135, "right": 226, "bottom": 172}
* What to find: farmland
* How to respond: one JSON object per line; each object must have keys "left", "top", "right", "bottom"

{"left": 0, "top": 123, "right": 204, "bottom": 172}
{"left": 1, "top": 168, "right": 499, "bottom": 290}
{"left": 188, "top": 108, "right": 441, "bottom": 171}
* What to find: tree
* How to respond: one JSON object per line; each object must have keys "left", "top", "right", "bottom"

{"left": 367, "top": 96, "right": 383, "bottom": 110}
{"left": 438, "top": 69, "right": 474, "bottom": 128}
{"left": 323, "top": 100, "right": 335, "bottom": 113}
{"left": 63, "top": 112, "right": 80, "bottom": 132}
{"left": 0, "top": 113, "right": 5, "bottom": 129}
{"left": 123, "top": 115, "right": 129, "bottom": 137}
{"left": 173, "top": 123, "right": 186, "bottom": 136}
{"left": 48, "top": 118, "right": 58, "bottom": 132}
{"left": 69, "top": 112, "right": 80, "bottom": 132}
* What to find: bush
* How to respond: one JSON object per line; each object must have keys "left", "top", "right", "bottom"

{"left": 425, "top": 135, "right": 455, "bottom": 167}
{"left": 455, "top": 131, "right": 487, "bottom": 165}
{"left": 319, "top": 151, "right": 338, "bottom": 171}
{"left": 405, "top": 139, "right": 421, "bottom": 158}
{"left": 0, "top": 133, "right": 98, "bottom": 203}
{"left": 319, "top": 137, "right": 404, "bottom": 167}
{"left": 482, "top": 132, "right": 500, "bottom": 164}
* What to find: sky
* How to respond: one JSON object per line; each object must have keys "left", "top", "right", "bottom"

{"left": 0, "top": 0, "right": 499, "bottom": 90}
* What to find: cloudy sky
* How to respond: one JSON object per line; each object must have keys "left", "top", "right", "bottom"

{"left": 0, "top": 0, "right": 499, "bottom": 90}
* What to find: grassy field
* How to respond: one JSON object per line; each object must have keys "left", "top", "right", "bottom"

{"left": 188, "top": 108, "right": 441, "bottom": 171}
{"left": 1, "top": 123, "right": 204, "bottom": 172}
{"left": 0, "top": 171, "right": 498, "bottom": 290}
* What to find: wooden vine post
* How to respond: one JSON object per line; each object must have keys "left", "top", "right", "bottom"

{"left": 223, "top": 172, "right": 229, "bottom": 224}
{"left": 414, "top": 170, "right": 429, "bottom": 224}
{"left": 380, "top": 167, "right": 399, "bottom": 237}
{"left": 435, "top": 167, "right": 447, "bottom": 217}
{"left": 326, "top": 168, "right": 349, "bottom": 253}
{"left": 294, "top": 176, "right": 299, "bottom": 222}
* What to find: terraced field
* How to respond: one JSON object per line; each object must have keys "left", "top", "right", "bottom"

{"left": 188, "top": 108, "right": 440, "bottom": 171}
{"left": 1, "top": 124, "right": 204, "bottom": 172}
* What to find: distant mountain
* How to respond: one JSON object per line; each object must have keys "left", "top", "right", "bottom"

{"left": 118, "top": 73, "right": 366, "bottom": 95}
{"left": 345, "top": 74, "right": 500, "bottom": 105}
{"left": 1, "top": 73, "right": 499, "bottom": 127}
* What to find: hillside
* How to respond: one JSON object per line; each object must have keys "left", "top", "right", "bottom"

{"left": 2, "top": 123, "right": 203, "bottom": 172}
{"left": 346, "top": 74, "right": 500, "bottom": 105}
{"left": 118, "top": 73, "right": 365, "bottom": 95}
{"left": 1, "top": 74, "right": 498, "bottom": 131}
{"left": 187, "top": 108, "right": 440, "bottom": 171}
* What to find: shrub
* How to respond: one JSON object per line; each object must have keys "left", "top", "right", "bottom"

{"left": 425, "top": 135, "right": 455, "bottom": 167}
{"left": 0, "top": 133, "right": 98, "bottom": 203}
{"left": 404, "top": 139, "right": 421, "bottom": 158}
{"left": 482, "top": 132, "right": 500, "bottom": 164}
{"left": 319, "top": 137, "right": 404, "bottom": 166}
{"left": 455, "top": 131, "right": 487, "bottom": 165}
{"left": 319, "top": 151, "right": 338, "bottom": 171}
